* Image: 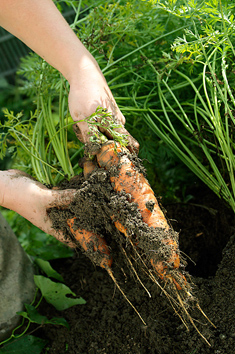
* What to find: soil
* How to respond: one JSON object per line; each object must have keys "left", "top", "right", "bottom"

{"left": 36, "top": 151, "right": 235, "bottom": 354}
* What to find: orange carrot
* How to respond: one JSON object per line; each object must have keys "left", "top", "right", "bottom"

{"left": 67, "top": 218, "right": 112, "bottom": 269}
{"left": 112, "top": 217, "right": 184, "bottom": 289}
{"left": 83, "top": 159, "right": 97, "bottom": 179}
{"left": 96, "top": 142, "right": 168, "bottom": 229}
{"left": 95, "top": 141, "right": 185, "bottom": 289}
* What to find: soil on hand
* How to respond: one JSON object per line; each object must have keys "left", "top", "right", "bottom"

{"left": 40, "top": 166, "right": 235, "bottom": 354}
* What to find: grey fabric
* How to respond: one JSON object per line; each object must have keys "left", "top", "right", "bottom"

{"left": 0, "top": 213, "right": 35, "bottom": 341}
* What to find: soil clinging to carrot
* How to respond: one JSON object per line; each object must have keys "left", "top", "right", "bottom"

{"left": 49, "top": 165, "right": 184, "bottom": 283}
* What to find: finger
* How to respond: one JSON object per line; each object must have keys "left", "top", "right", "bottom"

{"left": 126, "top": 133, "right": 140, "bottom": 155}
{"left": 99, "top": 124, "right": 139, "bottom": 155}
{"left": 46, "top": 224, "right": 77, "bottom": 248}
{"left": 72, "top": 107, "right": 139, "bottom": 155}
{"left": 48, "top": 189, "right": 77, "bottom": 209}
{"left": 73, "top": 120, "right": 104, "bottom": 156}
{"left": 73, "top": 120, "right": 90, "bottom": 144}
{"left": 93, "top": 105, "right": 139, "bottom": 154}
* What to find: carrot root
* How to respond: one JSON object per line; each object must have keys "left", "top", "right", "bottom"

{"left": 67, "top": 218, "right": 112, "bottom": 269}
{"left": 106, "top": 267, "right": 147, "bottom": 325}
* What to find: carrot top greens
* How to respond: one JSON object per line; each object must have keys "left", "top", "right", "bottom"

{"left": 86, "top": 106, "right": 129, "bottom": 147}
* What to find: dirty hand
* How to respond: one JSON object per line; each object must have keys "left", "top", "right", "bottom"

{"left": 0, "top": 169, "right": 77, "bottom": 247}
{"left": 68, "top": 58, "right": 139, "bottom": 154}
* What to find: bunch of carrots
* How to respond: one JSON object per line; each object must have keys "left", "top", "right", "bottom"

{"left": 71, "top": 141, "right": 184, "bottom": 283}
{"left": 66, "top": 137, "right": 213, "bottom": 344}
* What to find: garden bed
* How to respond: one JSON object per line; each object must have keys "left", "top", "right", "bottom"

{"left": 37, "top": 179, "right": 235, "bottom": 354}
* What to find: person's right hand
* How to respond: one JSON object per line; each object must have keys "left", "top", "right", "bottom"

{"left": 67, "top": 59, "right": 139, "bottom": 155}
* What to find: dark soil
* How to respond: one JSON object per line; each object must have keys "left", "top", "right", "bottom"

{"left": 38, "top": 163, "right": 235, "bottom": 354}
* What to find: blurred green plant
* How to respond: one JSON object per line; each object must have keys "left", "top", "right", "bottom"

{"left": 0, "top": 58, "right": 83, "bottom": 185}
{"left": 141, "top": 0, "right": 235, "bottom": 212}
{"left": 0, "top": 335, "right": 48, "bottom": 354}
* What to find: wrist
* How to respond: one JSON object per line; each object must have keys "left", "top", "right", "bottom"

{"left": 0, "top": 170, "right": 48, "bottom": 214}
{"left": 0, "top": 170, "right": 21, "bottom": 209}
{"left": 61, "top": 39, "right": 100, "bottom": 86}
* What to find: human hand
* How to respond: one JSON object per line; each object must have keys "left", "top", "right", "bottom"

{"left": 68, "top": 60, "right": 139, "bottom": 154}
{"left": 0, "top": 0, "right": 138, "bottom": 154}
{"left": 0, "top": 170, "right": 77, "bottom": 247}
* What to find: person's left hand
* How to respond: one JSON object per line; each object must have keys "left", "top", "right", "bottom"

{"left": 0, "top": 169, "right": 77, "bottom": 247}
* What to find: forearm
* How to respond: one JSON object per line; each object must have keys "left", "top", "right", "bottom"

{"left": 0, "top": 0, "right": 97, "bottom": 83}
{"left": 0, "top": 170, "right": 48, "bottom": 217}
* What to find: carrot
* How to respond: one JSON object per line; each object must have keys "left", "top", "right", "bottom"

{"left": 83, "top": 159, "right": 97, "bottom": 179}
{"left": 94, "top": 141, "right": 185, "bottom": 289}
{"left": 96, "top": 142, "right": 169, "bottom": 229}
{"left": 67, "top": 217, "right": 112, "bottom": 269}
